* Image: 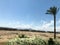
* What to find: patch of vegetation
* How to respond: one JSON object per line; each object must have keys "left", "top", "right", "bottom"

{"left": 18, "top": 34, "right": 28, "bottom": 38}
{"left": 6, "top": 37, "right": 60, "bottom": 45}
{"left": 7, "top": 37, "right": 47, "bottom": 45}
{"left": 48, "top": 38, "right": 55, "bottom": 45}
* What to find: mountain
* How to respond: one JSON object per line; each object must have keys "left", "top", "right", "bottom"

{"left": 0, "top": 27, "right": 60, "bottom": 34}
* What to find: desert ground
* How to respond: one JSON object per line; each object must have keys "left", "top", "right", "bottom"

{"left": 0, "top": 30, "right": 60, "bottom": 43}
{"left": 0, "top": 30, "right": 60, "bottom": 45}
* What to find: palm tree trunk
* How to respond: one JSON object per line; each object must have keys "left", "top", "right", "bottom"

{"left": 54, "top": 15, "right": 56, "bottom": 39}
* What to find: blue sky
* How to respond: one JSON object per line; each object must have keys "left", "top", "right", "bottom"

{"left": 0, "top": 0, "right": 60, "bottom": 31}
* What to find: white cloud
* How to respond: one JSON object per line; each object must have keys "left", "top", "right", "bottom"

{"left": 0, "top": 19, "right": 60, "bottom": 31}
{"left": 41, "top": 20, "right": 54, "bottom": 29}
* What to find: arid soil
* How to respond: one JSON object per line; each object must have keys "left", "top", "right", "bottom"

{"left": 0, "top": 30, "right": 60, "bottom": 42}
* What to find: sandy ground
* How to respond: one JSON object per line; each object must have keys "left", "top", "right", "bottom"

{"left": 0, "top": 30, "right": 60, "bottom": 42}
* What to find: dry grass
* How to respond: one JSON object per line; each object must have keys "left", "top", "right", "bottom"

{"left": 0, "top": 30, "right": 60, "bottom": 43}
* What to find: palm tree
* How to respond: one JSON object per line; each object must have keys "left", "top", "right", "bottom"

{"left": 46, "top": 6, "right": 59, "bottom": 39}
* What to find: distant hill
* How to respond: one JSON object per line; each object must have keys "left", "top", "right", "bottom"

{"left": 0, "top": 27, "right": 17, "bottom": 31}
{"left": 0, "top": 27, "right": 46, "bottom": 32}
{"left": 0, "top": 27, "right": 60, "bottom": 34}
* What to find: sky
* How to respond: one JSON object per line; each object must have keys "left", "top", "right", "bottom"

{"left": 0, "top": 0, "right": 60, "bottom": 31}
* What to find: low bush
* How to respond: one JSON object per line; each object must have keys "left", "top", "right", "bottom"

{"left": 18, "top": 34, "right": 27, "bottom": 38}
{"left": 7, "top": 37, "right": 47, "bottom": 45}
{"left": 7, "top": 37, "right": 60, "bottom": 45}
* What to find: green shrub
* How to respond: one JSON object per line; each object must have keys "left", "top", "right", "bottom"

{"left": 18, "top": 34, "right": 27, "bottom": 38}
{"left": 7, "top": 37, "right": 60, "bottom": 45}
{"left": 48, "top": 38, "right": 55, "bottom": 45}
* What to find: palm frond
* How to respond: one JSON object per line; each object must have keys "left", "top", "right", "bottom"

{"left": 46, "top": 6, "right": 59, "bottom": 15}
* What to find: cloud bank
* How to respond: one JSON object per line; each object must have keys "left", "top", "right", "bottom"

{"left": 0, "top": 19, "right": 60, "bottom": 31}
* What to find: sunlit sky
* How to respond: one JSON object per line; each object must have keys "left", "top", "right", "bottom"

{"left": 0, "top": 0, "right": 60, "bottom": 31}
